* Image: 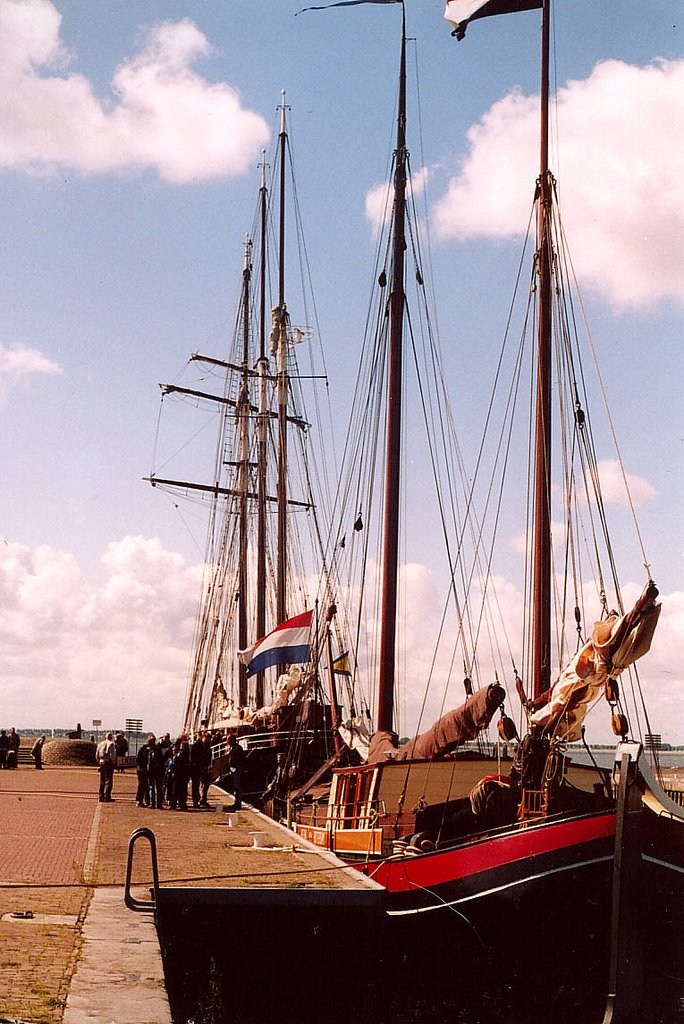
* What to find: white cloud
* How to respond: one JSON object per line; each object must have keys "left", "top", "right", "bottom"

{"left": 0, "top": 537, "right": 200, "bottom": 732}
{"left": 0, "top": 0, "right": 270, "bottom": 182}
{"left": 1, "top": 538, "right": 681, "bottom": 747}
{"left": 510, "top": 519, "right": 569, "bottom": 556}
{"left": 595, "top": 458, "right": 656, "bottom": 505}
{"left": 394, "top": 568, "right": 684, "bottom": 746}
{"left": 365, "top": 181, "right": 391, "bottom": 236}
{"left": 0, "top": 342, "right": 62, "bottom": 401}
{"left": 365, "top": 164, "right": 434, "bottom": 236}
{"left": 433, "top": 59, "right": 684, "bottom": 310}
{"left": 508, "top": 459, "right": 656, "bottom": 554}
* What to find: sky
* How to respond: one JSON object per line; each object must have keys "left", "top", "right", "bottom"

{"left": 0, "top": 0, "right": 682, "bottom": 742}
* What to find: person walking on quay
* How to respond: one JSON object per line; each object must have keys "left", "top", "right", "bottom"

{"left": 96, "top": 732, "right": 117, "bottom": 801}
{"left": 198, "top": 731, "right": 213, "bottom": 808}
{"left": 169, "top": 737, "right": 190, "bottom": 810}
{"left": 226, "top": 734, "right": 245, "bottom": 811}
{"left": 144, "top": 735, "right": 164, "bottom": 809}
{"left": 152, "top": 735, "right": 167, "bottom": 809}
{"left": 0, "top": 729, "right": 8, "bottom": 769}
{"left": 31, "top": 735, "right": 45, "bottom": 770}
{"left": 114, "top": 731, "right": 129, "bottom": 773}
{"left": 135, "top": 738, "right": 150, "bottom": 806}
{"left": 161, "top": 736, "right": 175, "bottom": 807}
{"left": 190, "top": 732, "right": 211, "bottom": 809}
{"left": 261, "top": 752, "right": 289, "bottom": 818}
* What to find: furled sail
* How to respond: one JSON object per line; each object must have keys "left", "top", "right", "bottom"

{"left": 529, "top": 582, "right": 660, "bottom": 741}
{"left": 367, "top": 682, "right": 505, "bottom": 764}
{"left": 338, "top": 715, "right": 373, "bottom": 761}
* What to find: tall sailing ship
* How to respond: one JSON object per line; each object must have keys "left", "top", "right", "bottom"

{"left": 147, "top": 97, "right": 358, "bottom": 802}
{"left": 283, "top": 2, "right": 683, "bottom": 1020}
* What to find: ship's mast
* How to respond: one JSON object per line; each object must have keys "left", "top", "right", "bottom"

{"left": 531, "top": 0, "right": 553, "bottom": 699}
{"left": 237, "top": 235, "right": 252, "bottom": 707}
{"left": 256, "top": 150, "right": 269, "bottom": 708}
{"left": 276, "top": 91, "right": 289, "bottom": 630}
{"left": 377, "top": 9, "right": 407, "bottom": 734}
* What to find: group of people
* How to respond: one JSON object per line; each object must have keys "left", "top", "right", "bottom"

{"left": 95, "top": 730, "right": 245, "bottom": 810}
{"left": 0, "top": 728, "right": 45, "bottom": 770}
{"left": 134, "top": 732, "right": 214, "bottom": 810}
{"left": 0, "top": 728, "right": 21, "bottom": 769}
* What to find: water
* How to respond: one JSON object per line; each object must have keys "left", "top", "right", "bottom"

{"left": 570, "top": 747, "right": 683, "bottom": 771}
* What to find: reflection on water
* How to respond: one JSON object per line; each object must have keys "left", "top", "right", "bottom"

{"left": 157, "top": 892, "right": 617, "bottom": 1024}
{"left": 571, "top": 748, "right": 683, "bottom": 767}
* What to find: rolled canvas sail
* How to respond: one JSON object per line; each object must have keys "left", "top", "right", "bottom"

{"left": 367, "top": 683, "right": 505, "bottom": 763}
{"left": 529, "top": 583, "right": 660, "bottom": 741}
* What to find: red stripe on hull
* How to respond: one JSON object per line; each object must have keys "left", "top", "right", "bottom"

{"left": 365, "top": 812, "right": 616, "bottom": 892}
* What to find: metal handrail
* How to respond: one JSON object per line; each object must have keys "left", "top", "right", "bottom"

{"left": 210, "top": 729, "right": 330, "bottom": 758}
{"left": 124, "top": 827, "right": 160, "bottom": 912}
{"left": 327, "top": 801, "right": 387, "bottom": 829}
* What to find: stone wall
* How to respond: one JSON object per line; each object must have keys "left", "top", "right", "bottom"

{"left": 43, "top": 738, "right": 97, "bottom": 766}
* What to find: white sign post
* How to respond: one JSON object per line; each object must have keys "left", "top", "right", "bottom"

{"left": 125, "top": 719, "right": 143, "bottom": 755}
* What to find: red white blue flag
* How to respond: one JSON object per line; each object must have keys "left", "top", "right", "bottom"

{"left": 238, "top": 610, "right": 313, "bottom": 677}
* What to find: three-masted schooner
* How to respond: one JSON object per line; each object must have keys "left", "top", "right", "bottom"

{"left": 147, "top": 96, "right": 357, "bottom": 804}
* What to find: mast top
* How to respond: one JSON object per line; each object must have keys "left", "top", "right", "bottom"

{"left": 279, "top": 90, "right": 288, "bottom": 136}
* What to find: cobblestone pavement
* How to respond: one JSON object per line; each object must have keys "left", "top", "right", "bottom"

{"left": 0, "top": 766, "right": 132, "bottom": 1023}
{"left": 0, "top": 764, "right": 362, "bottom": 1023}
{"left": 96, "top": 790, "right": 361, "bottom": 891}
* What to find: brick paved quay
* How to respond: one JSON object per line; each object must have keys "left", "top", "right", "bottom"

{"left": 0, "top": 764, "right": 368, "bottom": 1023}
{"left": 0, "top": 767, "right": 98, "bottom": 1023}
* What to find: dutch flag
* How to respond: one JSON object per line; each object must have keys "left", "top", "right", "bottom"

{"left": 237, "top": 610, "right": 313, "bottom": 678}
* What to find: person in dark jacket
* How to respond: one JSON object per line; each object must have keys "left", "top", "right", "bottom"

{"left": 31, "top": 735, "right": 45, "bottom": 771}
{"left": 226, "top": 734, "right": 246, "bottom": 810}
{"left": 135, "top": 738, "right": 151, "bottom": 806}
{"left": 190, "top": 733, "right": 212, "bottom": 809}
{"left": 140, "top": 734, "right": 163, "bottom": 808}
{"left": 199, "top": 732, "right": 213, "bottom": 807}
{"left": 152, "top": 736, "right": 167, "bottom": 809}
{"left": 7, "top": 728, "right": 20, "bottom": 769}
{"left": 114, "top": 732, "right": 129, "bottom": 773}
{"left": 169, "top": 738, "right": 190, "bottom": 810}
{"left": 0, "top": 730, "right": 8, "bottom": 769}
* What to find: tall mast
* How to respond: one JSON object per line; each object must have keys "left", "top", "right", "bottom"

{"left": 531, "top": 0, "right": 553, "bottom": 699}
{"left": 276, "top": 91, "right": 289, "bottom": 629}
{"left": 256, "top": 150, "right": 268, "bottom": 708}
{"left": 237, "top": 234, "right": 252, "bottom": 707}
{"left": 377, "top": 8, "right": 407, "bottom": 734}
